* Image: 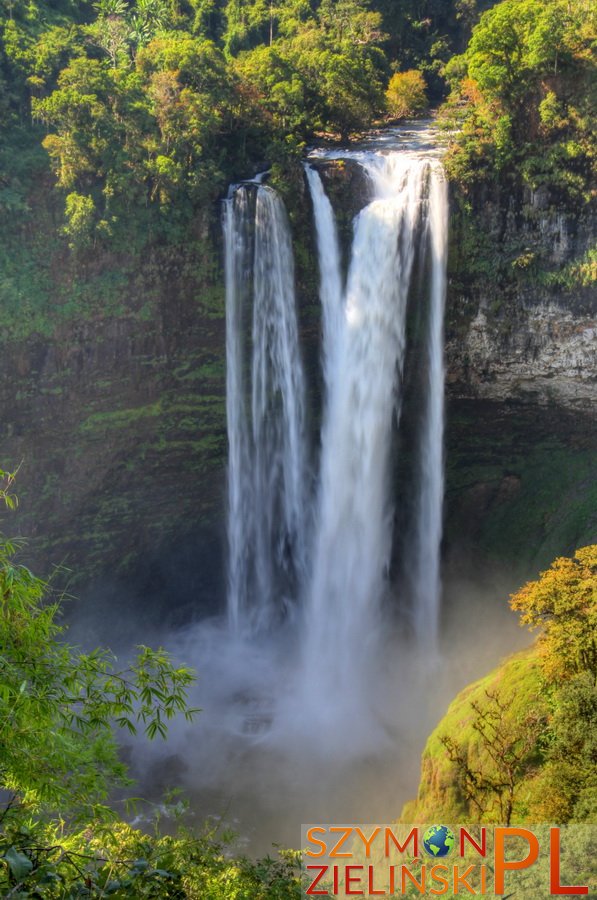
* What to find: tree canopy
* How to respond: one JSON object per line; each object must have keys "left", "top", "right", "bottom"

{"left": 442, "top": 0, "right": 596, "bottom": 204}
{"left": 0, "top": 0, "right": 592, "bottom": 328}
{"left": 0, "top": 0, "right": 499, "bottom": 252}
{"left": 510, "top": 544, "right": 597, "bottom": 684}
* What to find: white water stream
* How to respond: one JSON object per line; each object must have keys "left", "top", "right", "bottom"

{"left": 167, "top": 127, "right": 452, "bottom": 845}
{"left": 223, "top": 133, "right": 448, "bottom": 738}
{"left": 300, "top": 154, "right": 437, "bottom": 735}
{"left": 223, "top": 185, "right": 310, "bottom": 634}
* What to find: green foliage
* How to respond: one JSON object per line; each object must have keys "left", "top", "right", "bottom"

{"left": 442, "top": 0, "right": 596, "bottom": 206}
{"left": 229, "top": 0, "right": 387, "bottom": 140}
{"left": 404, "top": 545, "right": 597, "bottom": 826}
{"left": 0, "top": 538, "right": 199, "bottom": 823}
{"left": 0, "top": 466, "right": 18, "bottom": 509}
{"left": 64, "top": 190, "right": 96, "bottom": 248}
{"left": 0, "top": 487, "right": 303, "bottom": 896}
{"left": 542, "top": 673, "right": 597, "bottom": 822}
{"left": 0, "top": 0, "right": 504, "bottom": 338}
{"left": 510, "top": 544, "right": 597, "bottom": 684}
{"left": 385, "top": 69, "right": 427, "bottom": 119}
{"left": 374, "top": 0, "right": 491, "bottom": 100}
{"left": 541, "top": 244, "right": 597, "bottom": 290}
{"left": 440, "top": 685, "right": 546, "bottom": 825}
{"left": 0, "top": 818, "right": 304, "bottom": 897}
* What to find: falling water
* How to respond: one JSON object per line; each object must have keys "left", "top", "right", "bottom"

{"left": 300, "top": 154, "right": 434, "bottom": 729}
{"left": 223, "top": 132, "right": 448, "bottom": 743}
{"left": 304, "top": 165, "right": 344, "bottom": 392}
{"left": 223, "top": 184, "right": 309, "bottom": 633}
{"left": 410, "top": 164, "right": 448, "bottom": 648}
{"left": 131, "top": 129, "right": 510, "bottom": 854}
{"left": 223, "top": 186, "right": 252, "bottom": 632}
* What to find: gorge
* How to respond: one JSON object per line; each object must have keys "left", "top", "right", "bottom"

{"left": 118, "top": 127, "right": 587, "bottom": 851}
{"left": 1, "top": 130, "right": 594, "bottom": 825}
{"left": 0, "top": 0, "right": 595, "bottom": 891}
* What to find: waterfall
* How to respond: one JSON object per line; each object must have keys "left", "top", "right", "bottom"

{"left": 223, "top": 134, "right": 448, "bottom": 743}
{"left": 223, "top": 186, "right": 252, "bottom": 632}
{"left": 301, "top": 154, "right": 433, "bottom": 719}
{"left": 410, "top": 164, "right": 448, "bottom": 648}
{"left": 223, "top": 184, "right": 309, "bottom": 633}
{"left": 304, "top": 165, "right": 343, "bottom": 393}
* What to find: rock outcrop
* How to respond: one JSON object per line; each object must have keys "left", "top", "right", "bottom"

{"left": 447, "top": 301, "right": 596, "bottom": 410}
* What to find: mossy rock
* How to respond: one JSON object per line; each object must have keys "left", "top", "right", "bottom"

{"left": 402, "top": 647, "right": 549, "bottom": 824}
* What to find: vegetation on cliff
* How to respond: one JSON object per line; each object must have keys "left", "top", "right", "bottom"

{"left": 0, "top": 0, "right": 593, "bottom": 336}
{"left": 442, "top": 0, "right": 595, "bottom": 203}
{"left": 0, "top": 0, "right": 481, "bottom": 240}
{"left": 0, "top": 0, "right": 496, "bottom": 338}
{"left": 403, "top": 545, "right": 597, "bottom": 825}
{"left": 1, "top": 3, "right": 595, "bottom": 887}
{"left": 441, "top": 0, "right": 595, "bottom": 297}
{"left": 0, "top": 478, "right": 303, "bottom": 897}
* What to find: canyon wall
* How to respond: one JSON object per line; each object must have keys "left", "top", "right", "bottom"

{"left": 0, "top": 163, "right": 594, "bottom": 613}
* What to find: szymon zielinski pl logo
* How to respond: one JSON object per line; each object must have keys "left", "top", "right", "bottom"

{"left": 301, "top": 824, "right": 596, "bottom": 896}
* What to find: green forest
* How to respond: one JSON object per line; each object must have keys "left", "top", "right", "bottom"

{"left": 0, "top": 0, "right": 594, "bottom": 336}
{"left": 1, "top": 0, "right": 596, "bottom": 896}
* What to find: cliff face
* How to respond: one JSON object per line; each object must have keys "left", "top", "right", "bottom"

{"left": 452, "top": 302, "right": 595, "bottom": 409}
{"left": 306, "top": 163, "right": 596, "bottom": 574}
{"left": 445, "top": 191, "right": 596, "bottom": 413}
{"left": 438, "top": 186, "right": 596, "bottom": 575}
{"left": 0, "top": 162, "right": 594, "bottom": 610}
{"left": 0, "top": 232, "right": 228, "bottom": 621}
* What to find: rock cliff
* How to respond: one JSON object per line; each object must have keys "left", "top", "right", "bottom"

{"left": 0, "top": 162, "right": 594, "bottom": 610}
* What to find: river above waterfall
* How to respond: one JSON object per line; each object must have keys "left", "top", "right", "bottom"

{"left": 308, "top": 119, "right": 447, "bottom": 158}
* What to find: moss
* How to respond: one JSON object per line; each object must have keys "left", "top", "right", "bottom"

{"left": 0, "top": 193, "right": 224, "bottom": 342}
{"left": 540, "top": 243, "right": 597, "bottom": 291}
{"left": 79, "top": 401, "right": 164, "bottom": 433}
{"left": 445, "top": 401, "right": 597, "bottom": 572}
{"left": 402, "top": 648, "right": 547, "bottom": 824}
{"left": 173, "top": 359, "right": 225, "bottom": 381}
{"left": 477, "top": 447, "right": 597, "bottom": 568}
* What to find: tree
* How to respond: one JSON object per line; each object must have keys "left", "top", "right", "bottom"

{"left": 88, "top": 6, "right": 130, "bottom": 67}
{"left": 510, "top": 545, "right": 597, "bottom": 684}
{"left": 0, "top": 485, "right": 199, "bottom": 826}
{"left": 405, "top": 547, "right": 597, "bottom": 827}
{"left": 442, "top": 0, "right": 596, "bottom": 201}
{"left": 385, "top": 69, "right": 427, "bottom": 118}
{"left": 539, "top": 672, "right": 597, "bottom": 822}
{"left": 318, "top": 0, "right": 384, "bottom": 46}
{"left": 441, "top": 688, "right": 545, "bottom": 824}
{"left": 234, "top": 43, "right": 311, "bottom": 136}
{"left": 0, "top": 482, "right": 304, "bottom": 898}
{"left": 439, "top": 546, "right": 597, "bottom": 825}
{"left": 137, "top": 34, "right": 233, "bottom": 200}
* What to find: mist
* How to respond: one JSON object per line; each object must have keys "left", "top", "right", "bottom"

{"left": 81, "top": 561, "right": 529, "bottom": 857}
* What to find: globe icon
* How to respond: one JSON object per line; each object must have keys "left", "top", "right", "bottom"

{"left": 422, "top": 825, "right": 455, "bottom": 858}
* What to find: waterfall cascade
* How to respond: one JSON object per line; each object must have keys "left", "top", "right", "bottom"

{"left": 304, "top": 165, "right": 344, "bottom": 395}
{"left": 409, "top": 167, "right": 448, "bottom": 648}
{"left": 223, "top": 129, "right": 448, "bottom": 738}
{"left": 223, "top": 184, "right": 309, "bottom": 634}
{"left": 135, "top": 129, "right": 526, "bottom": 852}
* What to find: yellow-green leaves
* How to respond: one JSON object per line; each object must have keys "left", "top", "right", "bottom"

{"left": 385, "top": 69, "right": 427, "bottom": 119}
{"left": 510, "top": 545, "right": 597, "bottom": 684}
